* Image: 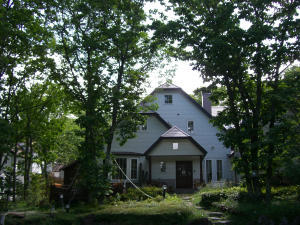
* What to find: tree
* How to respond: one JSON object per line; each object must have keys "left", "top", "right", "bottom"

{"left": 51, "top": 0, "right": 161, "bottom": 200}
{"left": 156, "top": 0, "right": 299, "bottom": 197}
{"left": 267, "top": 67, "right": 300, "bottom": 185}
{"left": 0, "top": 0, "right": 55, "bottom": 201}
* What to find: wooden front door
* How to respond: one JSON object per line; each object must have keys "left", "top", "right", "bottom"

{"left": 176, "top": 161, "right": 193, "bottom": 188}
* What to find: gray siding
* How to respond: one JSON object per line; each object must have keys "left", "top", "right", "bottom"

{"left": 111, "top": 115, "right": 168, "bottom": 154}
{"left": 153, "top": 90, "right": 233, "bottom": 182}
{"left": 148, "top": 139, "right": 204, "bottom": 156}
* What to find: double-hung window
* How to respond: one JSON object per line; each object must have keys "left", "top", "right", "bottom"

{"left": 113, "top": 158, "right": 127, "bottom": 179}
{"left": 187, "top": 121, "right": 194, "bottom": 133}
{"left": 206, "top": 160, "right": 212, "bottom": 183}
{"left": 217, "top": 160, "right": 223, "bottom": 181}
{"left": 131, "top": 159, "right": 138, "bottom": 179}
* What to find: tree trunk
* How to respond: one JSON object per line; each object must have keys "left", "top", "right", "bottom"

{"left": 104, "top": 58, "right": 125, "bottom": 177}
{"left": 42, "top": 160, "right": 49, "bottom": 196}
{"left": 12, "top": 144, "right": 18, "bottom": 202}
{"left": 23, "top": 136, "right": 29, "bottom": 200}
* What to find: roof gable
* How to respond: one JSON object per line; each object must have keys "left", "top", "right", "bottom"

{"left": 161, "top": 126, "right": 189, "bottom": 138}
{"left": 151, "top": 83, "right": 212, "bottom": 118}
{"left": 144, "top": 126, "right": 207, "bottom": 156}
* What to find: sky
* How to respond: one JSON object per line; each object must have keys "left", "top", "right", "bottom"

{"left": 145, "top": 60, "right": 206, "bottom": 95}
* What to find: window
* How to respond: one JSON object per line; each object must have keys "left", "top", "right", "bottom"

{"left": 173, "top": 143, "right": 178, "bottom": 150}
{"left": 187, "top": 121, "right": 194, "bottom": 133}
{"left": 206, "top": 160, "right": 212, "bottom": 183}
{"left": 131, "top": 159, "right": 137, "bottom": 179}
{"left": 160, "top": 161, "right": 166, "bottom": 172}
{"left": 113, "top": 158, "right": 127, "bottom": 179}
{"left": 217, "top": 160, "right": 222, "bottom": 181}
{"left": 164, "top": 95, "right": 173, "bottom": 104}
{"left": 141, "top": 120, "right": 147, "bottom": 130}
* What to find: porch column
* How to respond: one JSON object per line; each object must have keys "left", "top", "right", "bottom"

{"left": 148, "top": 156, "right": 152, "bottom": 183}
{"left": 200, "top": 155, "right": 204, "bottom": 184}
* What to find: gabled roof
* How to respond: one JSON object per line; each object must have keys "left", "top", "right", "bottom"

{"left": 151, "top": 82, "right": 212, "bottom": 118}
{"left": 156, "top": 83, "right": 181, "bottom": 89}
{"left": 144, "top": 126, "right": 207, "bottom": 156}
{"left": 140, "top": 111, "right": 171, "bottom": 129}
{"left": 161, "top": 126, "right": 189, "bottom": 138}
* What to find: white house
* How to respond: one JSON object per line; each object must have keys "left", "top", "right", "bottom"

{"left": 110, "top": 83, "right": 234, "bottom": 189}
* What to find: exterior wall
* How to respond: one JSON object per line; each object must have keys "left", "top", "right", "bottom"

{"left": 111, "top": 156, "right": 145, "bottom": 183}
{"left": 151, "top": 156, "right": 201, "bottom": 189}
{"left": 153, "top": 90, "right": 233, "bottom": 183}
{"left": 148, "top": 139, "right": 204, "bottom": 156}
{"left": 111, "top": 115, "right": 168, "bottom": 154}
{"left": 109, "top": 87, "right": 235, "bottom": 185}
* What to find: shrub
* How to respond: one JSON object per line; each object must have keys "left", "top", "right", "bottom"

{"left": 121, "top": 186, "right": 162, "bottom": 201}
{"left": 271, "top": 185, "right": 300, "bottom": 198}
{"left": 199, "top": 187, "right": 248, "bottom": 207}
{"left": 26, "top": 174, "right": 48, "bottom": 207}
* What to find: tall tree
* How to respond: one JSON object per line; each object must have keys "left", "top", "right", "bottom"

{"left": 0, "top": 0, "right": 54, "bottom": 184}
{"left": 52, "top": 0, "right": 161, "bottom": 199}
{"left": 156, "top": 0, "right": 299, "bottom": 196}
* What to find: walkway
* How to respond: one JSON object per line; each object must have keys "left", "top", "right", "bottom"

{"left": 181, "top": 195, "right": 232, "bottom": 225}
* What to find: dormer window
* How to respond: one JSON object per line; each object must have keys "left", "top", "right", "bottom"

{"left": 164, "top": 95, "right": 173, "bottom": 104}
{"left": 187, "top": 121, "right": 194, "bottom": 133}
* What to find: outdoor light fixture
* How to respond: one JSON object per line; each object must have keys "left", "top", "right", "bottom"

{"left": 162, "top": 185, "right": 167, "bottom": 199}
{"left": 160, "top": 162, "right": 166, "bottom": 172}
{"left": 65, "top": 204, "right": 70, "bottom": 213}
{"left": 60, "top": 194, "right": 64, "bottom": 210}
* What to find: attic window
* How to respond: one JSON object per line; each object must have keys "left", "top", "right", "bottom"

{"left": 165, "top": 95, "right": 173, "bottom": 104}
{"left": 140, "top": 120, "right": 147, "bottom": 131}
{"left": 173, "top": 143, "right": 178, "bottom": 150}
{"left": 187, "top": 121, "right": 194, "bottom": 133}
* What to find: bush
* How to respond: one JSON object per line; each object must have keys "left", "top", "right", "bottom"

{"left": 271, "top": 185, "right": 300, "bottom": 198}
{"left": 26, "top": 174, "right": 48, "bottom": 207}
{"left": 199, "top": 187, "right": 248, "bottom": 207}
{"left": 121, "top": 186, "right": 162, "bottom": 201}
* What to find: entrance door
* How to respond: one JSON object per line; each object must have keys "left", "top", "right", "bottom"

{"left": 176, "top": 161, "right": 193, "bottom": 188}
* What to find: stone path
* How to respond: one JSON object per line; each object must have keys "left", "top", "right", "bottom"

{"left": 180, "top": 196, "right": 231, "bottom": 225}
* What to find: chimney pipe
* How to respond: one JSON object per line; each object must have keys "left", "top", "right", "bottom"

{"left": 201, "top": 92, "right": 212, "bottom": 115}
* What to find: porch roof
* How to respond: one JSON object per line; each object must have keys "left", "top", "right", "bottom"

{"left": 144, "top": 126, "right": 207, "bottom": 156}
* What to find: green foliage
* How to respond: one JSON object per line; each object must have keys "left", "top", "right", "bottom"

{"left": 198, "top": 187, "right": 247, "bottom": 207}
{"left": 159, "top": 0, "right": 300, "bottom": 196}
{"left": 6, "top": 195, "right": 196, "bottom": 225}
{"left": 26, "top": 174, "right": 48, "bottom": 208}
{"left": 121, "top": 186, "right": 163, "bottom": 201}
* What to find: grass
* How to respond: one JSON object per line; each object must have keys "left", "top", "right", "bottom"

{"left": 5, "top": 195, "right": 204, "bottom": 225}
{"left": 6, "top": 185, "right": 299, "bottom": 225}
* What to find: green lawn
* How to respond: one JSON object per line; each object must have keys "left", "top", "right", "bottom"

{"left": 5, "top": 185, "right": 300, "bottom": 225}
{"left": 5, "top": 195, "right": 204, "bottom": 225}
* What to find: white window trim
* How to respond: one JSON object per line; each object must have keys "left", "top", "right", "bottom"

{"left": 111, "top": 157, "right": 139, "bottom": 182}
